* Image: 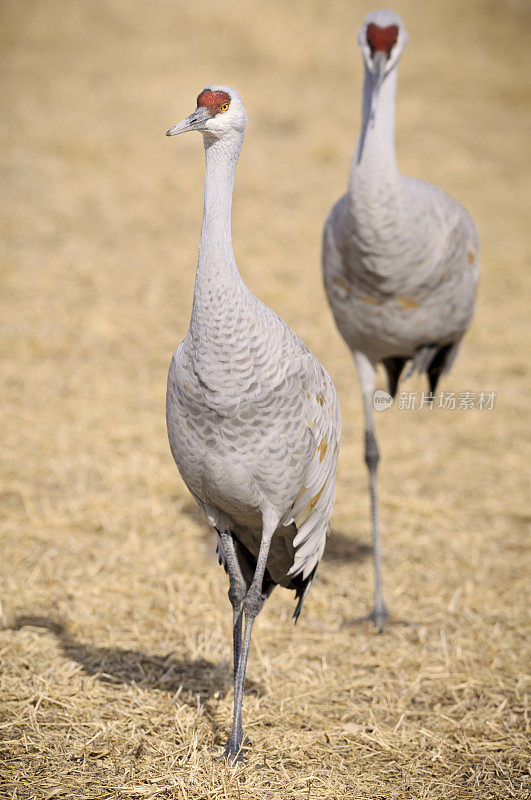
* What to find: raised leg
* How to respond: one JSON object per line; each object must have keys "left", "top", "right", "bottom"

{"left": 354, "top": 351, "right": 389, "bottom": 633}
{"left": 222, "top": 509, "right": 278, "bottom": 763}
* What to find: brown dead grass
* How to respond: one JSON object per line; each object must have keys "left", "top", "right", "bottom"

{"left": 0, "top": 0, "right": 530, "bottom": 797}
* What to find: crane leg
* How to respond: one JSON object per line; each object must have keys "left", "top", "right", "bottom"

{"left": 222, "top": 510, "right": 277, "bottom": 763}
{"left": 354, "top": 351, "right": 389, "bottom": 633}
{"left": 218, "top": 530, "right": 247, "bottom": 681}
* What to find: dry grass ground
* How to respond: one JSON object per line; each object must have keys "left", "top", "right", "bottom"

{"left": 1, "top": 0, "right": 530, "bottom": 797}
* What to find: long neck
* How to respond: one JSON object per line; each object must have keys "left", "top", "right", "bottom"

{"left": 349, "top": 62, "right": 400, "bottom": 192}
{"left": 190, "top": 132, "right": 245, "bottom": 337}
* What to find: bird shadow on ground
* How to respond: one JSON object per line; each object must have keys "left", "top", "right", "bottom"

{"left": 323, "top": 529, "right": 372, "bottom": 564}
{"left": 6, "top": 615, "right": 261, "bottom": 701}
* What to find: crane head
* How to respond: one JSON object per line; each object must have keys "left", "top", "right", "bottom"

{"left": 358, "top": 10, "right": 408, "bottom": 87}
{"left": 166, "top": 85, "right": 247, "bottom": 141}
{"left": 354, "top": 10, "right": 408, "bottom": 163}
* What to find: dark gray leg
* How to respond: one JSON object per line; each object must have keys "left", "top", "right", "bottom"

{"left": 365, "top": 429, "right": 388, "bottom": 632}
{"left": 354, "top": 352, "right": 389, "bottom": 633}
{"left": 222, "top": 513, "right": 276, "bottom": 763}
{"left": 218, "top": 530, "right": 247, "bottom": 681}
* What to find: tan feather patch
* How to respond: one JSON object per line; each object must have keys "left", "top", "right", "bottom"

{"left": 309, "top": 484, "right": 325, "bottom": 510}
{"left": 333, "top": 276, "right": 352, "bottom": 292}
{"left": 397, "top": 296, "right": 419, "bottom": 310}
{"left": 294, "top": 483, "right": 307, "bottom": 504}
{"left": 295, "top": 482, "right": 327, "bottom": 528}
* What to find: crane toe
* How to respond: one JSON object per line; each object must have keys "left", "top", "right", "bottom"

{"left": 369, "top": 601, "right": 390, "bottom": 634}
{"left": 218, "top": 736, "right": 250, "bottom": 765}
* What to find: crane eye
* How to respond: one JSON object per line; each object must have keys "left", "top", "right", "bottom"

{"left": 220, "top": 102, "right": 229, "bottom": 113}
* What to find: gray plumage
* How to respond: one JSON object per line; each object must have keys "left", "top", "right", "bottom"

{"left": 322, "top": 10, "right": 479, "bottom": 630}
{"left": 166, "top": 85, "right": 340, "bottom": 760}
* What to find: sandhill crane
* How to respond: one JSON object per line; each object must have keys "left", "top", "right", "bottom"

{"left": 322, "top": 10, "right": 480, "bottom": 632}
{"left": 165, "top": 86, "right": 340, "bottom": 762}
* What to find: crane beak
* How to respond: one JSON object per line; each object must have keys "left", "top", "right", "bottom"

{"left": 371, "top": 50, "right": 387, "bottom": 112}
{"left": 357, "top": 51, "right": 388, "bottom": 165}
{"left": 372, "top": 51, "right": 387, "bottom": 89}
{"left": 368, "top": 51, "right": 387, "bottom": 124}
{"left": 166, "top": 106, "right": 211, "bottom": 136}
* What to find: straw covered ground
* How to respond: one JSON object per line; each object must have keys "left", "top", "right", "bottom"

{"left": 1, "top": 0, "right": 530, "bottom": 797}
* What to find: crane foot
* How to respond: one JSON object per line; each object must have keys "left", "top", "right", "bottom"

{"left": 214, "top": 737, "right": 250, "bottom": 765}
{"left": 368, "top": 602, "right": 390, "bottom": 634}
{"left": 343, "top": 602, "right": 390, "bottom": 633}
